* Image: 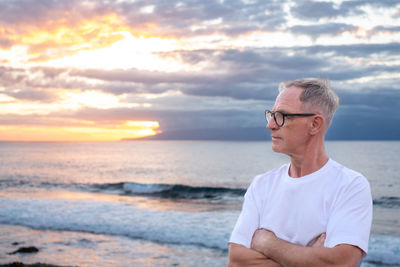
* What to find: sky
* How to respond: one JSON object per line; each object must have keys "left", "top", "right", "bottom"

{"left": 0, "top": 0, "right": 399, "bottom": 141}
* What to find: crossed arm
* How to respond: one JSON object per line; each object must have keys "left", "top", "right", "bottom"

{"left": 228, "top": 230, "right": 363, "bottom": 267}
{"left": 228, "top": 242, "right": 282, "bottom": 267}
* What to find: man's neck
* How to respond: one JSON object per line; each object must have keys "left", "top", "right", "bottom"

{"left": 288, "top": 141, "right": 329, "bottom": 178}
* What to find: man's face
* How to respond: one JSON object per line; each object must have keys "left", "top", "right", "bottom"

{"left": 267, "top": 86, "right": 312, "bottom": 156}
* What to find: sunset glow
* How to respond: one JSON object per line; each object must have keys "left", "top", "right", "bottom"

{"left": 46, "top": 33, "right": 187, "bottom": 71}
{"left": 0, "top": 121, "right": 160, "bottom": 142}
{"left": 1, "top": 10, "right": 167, "bottom": 141}
{"left": 9, "top": 13, "right": 131, "bottom": 61}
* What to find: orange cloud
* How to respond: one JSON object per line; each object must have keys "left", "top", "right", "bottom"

{"left": 1, "top": 13, "right": 157, "bottom": 62}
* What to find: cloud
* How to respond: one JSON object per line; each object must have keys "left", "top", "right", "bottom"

{"left": 0, "top": 114, "right": 93, "bottom": 127}
{"left": 289, "top": 23, "right": 358, "bottom": 38}
{"left": 0, "top": 1, "right": 129, "bottom": 61}
{"left": 2, "top": 88, "right": 58, "bottom": 103}
{"left": 337, "top": 88, "right": 400, "bottom": 109}
{"left": 303, "top": 42, "right": 400, "bottom": 57}
{"left": 291, "top": 0, "right": 399, "bottom": 21}
{"left": 70, "top": 68, "right": 223, "bottom": 85}
{"left": 2, "top": 40, "right": 399, "bottom": 104}
{"left": 57, "top": 105, "right": 267, "bottom": 132}
{"left": 184, "top": 83, "right": 276, "bottom": 101}
{"left": 0, "top": 0, "right": 288, "bottom": 58}
{"left": 291, "top": 1, "right": 349, "bottom": 20}
{"left": 340, "top": 0, "right": 400, "bottom": 10}
{"left": 368, "top": 26, "right": 400, "bottom": 36}
{"left": 0, "top": 0, "right": 76, "bottom": 25}
{"left": 120, "top": 0, "right": 288, "bottom": 37}
{"left": 1, "top": 0, "right": 398, "bottom": 62}
{"left": 0, "top": 66, "right": 78, "bottom": 100}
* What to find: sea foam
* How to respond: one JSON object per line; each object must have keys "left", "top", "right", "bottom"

{"left": 0, "top": 197, "right": 236, "bottom": 251}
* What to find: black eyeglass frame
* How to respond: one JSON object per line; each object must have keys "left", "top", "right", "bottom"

{"left": 265, "top": 109, "right": 316, "bottom": 127}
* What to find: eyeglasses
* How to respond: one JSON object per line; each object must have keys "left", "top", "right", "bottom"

{"left": 265, "top": 109, "right": 315, "bottom": 127}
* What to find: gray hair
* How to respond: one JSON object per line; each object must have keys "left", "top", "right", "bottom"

{"left": 278, "top": 78, "right": 339, "bottom": 127}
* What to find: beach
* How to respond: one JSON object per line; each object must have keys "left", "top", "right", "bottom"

{"left": 0, "top": 141, "right": 399, "bottom": 266}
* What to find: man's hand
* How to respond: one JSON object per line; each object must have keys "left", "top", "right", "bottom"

{"left": 250, "top": 229, "right": 362, "bottom": 267}
{"left": 228, "top": 243, "right": 282, "bottom": 267}
{"left": 251, "top": 229, "right": 327, "bottom": 255}
{"left": 251, "top": 229, "right": 278, "bottom": 255}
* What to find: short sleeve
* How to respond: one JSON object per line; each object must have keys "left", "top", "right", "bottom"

{"left": 325, "top": 176, "right": 373, "bottom": 255}
{"left": 229, "top": 176, "right": 261, "bottom": 248}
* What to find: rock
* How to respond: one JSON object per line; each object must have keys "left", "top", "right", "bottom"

{"left": 0, "top": 262, "right": 71, "bottom": 267}
{"left": 8, "top": 247, "right": 39, "bottom": 255}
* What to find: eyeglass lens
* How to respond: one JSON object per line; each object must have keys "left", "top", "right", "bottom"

{"left": 274, "top": 112, "right": 284, "bottom": 126}
{"left": 266, "top": 111, "right": 284, "bottom": 126}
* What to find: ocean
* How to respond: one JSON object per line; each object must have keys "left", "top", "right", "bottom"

{"left": 0, "top": 141, "right": 399, "bottom": 266}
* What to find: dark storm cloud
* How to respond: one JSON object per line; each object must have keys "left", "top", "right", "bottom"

{"left": 340, "top": 0, "right": 400, "bottom": 10}
{"left": 213, "top": 48, "right": 325, "bottom": 72}
{"left": 119, "top": 0, "right": 288, "bottom": 36}
{"left": 0, "top": 66, "right": 77, "bottom": 101}
{"left": 369, "top": 26, "right": 400, "bottom": 36}
{"left": 60, "top": 106, "right": 264, "bottom": 131}
{"left": 62, "top": 48, "right": 328, "bottom": 101}
{"left": 184, "top": 83, "right": 277, "bottom": 101}
{"left": 0, "top": 0, "right": 76, "bottom": 24}
{"left": 337, "top": 88, "right": 400, "bottom": 109}
{"left": 291, "top": 0, "right": 399, "bottom": 20}
{"left": 2, "top": 40, "right": 399, "bottom": 104}
{"left": 301, "top": 43, "right": 400, "bottom": 57}
{"left": 290, "top": 24, "right": 400, "bottom": 40}
{"left": 71, "top": 44, "right": 398, "bottom": 98}
{"left": 289, "top": 23, "right": 358, "bottom": 38}
{"left": 3, "top": 89, "right": 58, "bottom": 103}
{"left": 71, "top": 48, "right": 327, "bottom": 84}
{"left": 291, "top": 1, "right": 347, "bottom": 19}
{"left": 0, "top": 66, "right": 168, "bottom": 98}
{"left": 70, "top": 68, "right": 225, "bottom": 85}
{"left": 0, "top": 67, "right": 59, "bottom": 102}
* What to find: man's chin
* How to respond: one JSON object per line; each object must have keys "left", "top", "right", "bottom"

{"left": 271, "top": 144, "right": 281, "bottom": 153}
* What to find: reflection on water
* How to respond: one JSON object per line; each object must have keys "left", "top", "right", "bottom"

{"left": 0, "top": 189, "right": 241, "bottom": 213}
{"left": 0, "top": 224, "right": 227, "bottom": 267}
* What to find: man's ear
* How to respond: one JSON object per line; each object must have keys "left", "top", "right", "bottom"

{"left": 309, "top": 115, "right": 325, "bottom": 135}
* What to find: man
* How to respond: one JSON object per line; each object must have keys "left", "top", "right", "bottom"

{"left": 228, "top": 78, "right": 372, "bottom": 266}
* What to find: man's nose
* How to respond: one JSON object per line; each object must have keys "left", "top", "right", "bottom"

{"left": 266, "top": 117, "right": 278, "bottom": 130}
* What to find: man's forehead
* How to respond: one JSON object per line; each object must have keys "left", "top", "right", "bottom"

{"left": 279, "top": 85, "right": 303, "bottom": 96}
{"left": 273, "top": 86, "right": 303, "bottom": 109}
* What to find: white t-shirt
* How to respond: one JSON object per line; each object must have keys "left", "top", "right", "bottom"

{"left": 229, "top": 159, "right": 373, "bottom": 255}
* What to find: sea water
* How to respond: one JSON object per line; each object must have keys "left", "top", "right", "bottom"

{"left": 0, "top": 141, "right": 399, "bottom": 266}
